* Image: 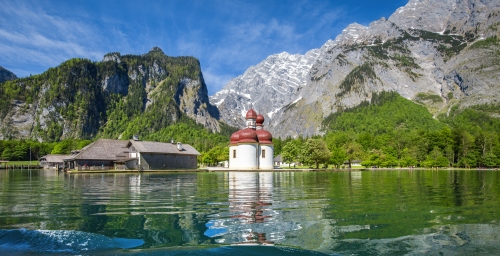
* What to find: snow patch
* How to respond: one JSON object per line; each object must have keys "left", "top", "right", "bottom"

{"left": 292, "top": 97, "right": 302, "bottom": 104}
{"left": 267, "top": 107, "right": 282, "bottom": 119}
{"left": 214, "top": 99, "right": 224, "bottom": 107}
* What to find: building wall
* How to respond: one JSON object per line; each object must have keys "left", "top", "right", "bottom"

{"left": 236, "top": 143, "right": 258, "bottom": 169}
{"left": 125, "top": 159, "right": 138, "bottom": 169}
{"left": 70, "top": 160, "right": 114, "bottom": 170}
{"left": 41, "top": 162, "right": 62, "bottom": 168}
{"left": 259, "top": 145, "right": 274, "bottom": 169}
{"left": 140, "top": 153, "right": 198, "bottom": 170}
{"left": 229, "top": 145, "right": 238, "bottom": 169}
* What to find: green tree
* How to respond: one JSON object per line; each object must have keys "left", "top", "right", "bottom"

{"left": 2, "top": 148, "right": 13, "bottom": 160}
{"left": 301, "top": 139, "right": 331, "bottom": 169}
{"left": 423, "top": 146, "right": 449, "bottom": 168}
{"left": 330, "top": 147, "right": 346, "bottom": 168}
{"left": 282, "top": 141, "right": 300, "bottom": 168}
{"left": 202, "top": 145, "right": 229, "bottom": 166}
{"left": 343, "top": 142, "right": 363, "bottom": 168}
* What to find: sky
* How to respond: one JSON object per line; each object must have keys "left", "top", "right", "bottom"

{"left": 0, "top": 0, "right": 408, "bottom": 95}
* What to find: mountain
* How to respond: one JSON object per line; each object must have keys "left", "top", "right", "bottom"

{"left": 0, "top": 47, "right": 223, "bottom": 141}
{"left": 0, "top": 66, "right": 17, "bottom": 83}
{"left": 209, "top": 49, "right": 320, "bottom": 128}
{"left": 211, "top": 0, "right": 500, "bottom": 138}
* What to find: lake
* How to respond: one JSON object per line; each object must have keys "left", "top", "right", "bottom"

{"left": 0, "top": 169, "right": 499, "bottom": 255}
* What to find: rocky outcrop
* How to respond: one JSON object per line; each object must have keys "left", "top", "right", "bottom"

{"left": 212, "top": 0, "right": 500, "bottom": 138}
{"left": 101, "top": 73, "right": 129, "bottom": 95}
{"left": 0, "top": 66, "right": 17, "bottom": 83}
{"left": 175, "top": 76, "right": 221, "bottom": 132}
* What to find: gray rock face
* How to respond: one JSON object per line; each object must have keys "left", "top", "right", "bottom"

{"left": 210, "top": 49, "right": 320, "bottom": 129}
{"left": 175, "top": 76, "right": 221, "bottom": 132}
{"left": 212, "top": 0, "right": 500, "bottom": 138}
{"left": 102, "top": 73, "right": 129, "bottom": 95}
{"left": 103, "top": 53, "right": 121, "bottom": 63}
{"left": 389, "top": 0, "right": 500, "bottom": 37}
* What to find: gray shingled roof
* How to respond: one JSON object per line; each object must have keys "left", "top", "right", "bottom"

{"left": 273, "top": 154, "right": 282, "bottom": 162}
{"left": 130, "top": 140, "right": 200, "bottom": 155}
{"left": 65, "top": 139, "right": 130, "bottom": 161}
{"left": 40, "top": 154, "right": 69, "bottom": 163}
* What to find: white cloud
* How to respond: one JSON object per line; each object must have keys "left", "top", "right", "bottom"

{"left": 0, "top": 1, "right": 106, "bottom": 76}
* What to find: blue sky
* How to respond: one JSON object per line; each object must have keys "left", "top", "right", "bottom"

{"left": 0, "top": 0, "right": 408, "bottom": 95}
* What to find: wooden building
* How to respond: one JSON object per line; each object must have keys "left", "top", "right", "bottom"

{"left": 128, "top": 140, "right": 200, "bottom": 170}
{"left": 39, "top": 154, "right": 69, "bottom": 169}
{"left": 63, "top": 138, "right": 200, "bottom": 171}
{"left": 64, "top": 139, "right": 129, "bottom": 170}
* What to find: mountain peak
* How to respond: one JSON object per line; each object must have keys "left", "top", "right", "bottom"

{"left": 149, "top": 46, "right": 165, "bottom": 55}
{"left": 211, "top": 0, "right": 500, "bottom": 138}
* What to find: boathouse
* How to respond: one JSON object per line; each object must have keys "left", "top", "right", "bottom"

{"left": 39, "top": 154, "right": 69, "bottom": 169}
{"left": 63, "top": 138, "right": 200, "bottom": 170}
{"left": 63, "top": 139, "right": 129, "bottom": 170}
{"left": 128, "top": 140, "right": 200, "bottom": 170}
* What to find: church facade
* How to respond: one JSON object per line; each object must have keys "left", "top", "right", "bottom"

{"left": 228, "top": 108, "right": 274, "bottom": 170}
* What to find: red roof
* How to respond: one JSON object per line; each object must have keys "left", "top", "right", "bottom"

{"left": 230, "top": 130, "right": 242, "bottom": 145}
{"left": 256, "top": 114, "right": 264, "bottom": 126}
{"left": 245, "top": 108, "right": 257, "bottom": 119}
{"left": 230, "top": 109, "right": 273, "bottom": 145}
{"left": 238, "top": 128, "right": 258, "bottom": 143}
{"left": 256, "top": 129, "right": 273, "bottom": 144}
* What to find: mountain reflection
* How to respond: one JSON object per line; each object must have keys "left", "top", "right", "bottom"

{"left": 205, "top": 172, "right": 300, "bottom": 245}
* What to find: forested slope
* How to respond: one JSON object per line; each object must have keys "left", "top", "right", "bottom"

{"left": 274, "top": 91, "right": 500, "bottom": 168}
{"left": 0, "top": 47, "right": 226, "bottom": 143}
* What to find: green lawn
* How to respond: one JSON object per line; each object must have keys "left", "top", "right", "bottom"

{"left": 4, "top": 161, "right": 40, "bottom": 166}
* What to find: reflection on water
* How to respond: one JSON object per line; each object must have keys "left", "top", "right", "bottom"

{"left": 0, "top": 169, "right": 500, "bottom": 255}
{"left": 205, "top": 172, "right": 300, "bottom": 245}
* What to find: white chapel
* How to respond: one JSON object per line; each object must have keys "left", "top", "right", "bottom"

{"left": 228, "top": 108, "right": 274, "bottom": 170}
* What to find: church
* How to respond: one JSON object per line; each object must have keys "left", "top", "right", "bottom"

{"left": 228, "top": 108, "right": 274, "bottom": 170}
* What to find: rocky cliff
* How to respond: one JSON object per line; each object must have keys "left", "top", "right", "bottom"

{"left": 211, "top": 0, "right": 500, "bottom": 138}
{"left": 0, "top": 47, "right": 222, "bottom": 141}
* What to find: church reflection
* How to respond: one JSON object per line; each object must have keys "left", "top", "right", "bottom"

{"left": 204, "top": 172, "right": 300, "bottom": 245}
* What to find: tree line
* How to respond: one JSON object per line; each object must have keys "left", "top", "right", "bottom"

{"left": 0, "top": 139, "right": 92, "bottom": 161}
{"left": 276, "top": 92, "right": 500, "bottom": 169}
{"left": 2, "top": 90, "right": 499, "bottom": 169}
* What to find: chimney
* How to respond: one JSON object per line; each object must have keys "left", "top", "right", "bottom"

{"left": 176, "top": 142, "right": 184, "bottom": 151}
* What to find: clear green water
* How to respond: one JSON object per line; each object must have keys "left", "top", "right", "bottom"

{"left": 0, "top": 169, "right": 499, "bottom": 255}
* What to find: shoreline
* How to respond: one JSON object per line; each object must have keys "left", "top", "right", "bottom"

{"left": 62, "top": 166, "right": 499, "bottom": 174}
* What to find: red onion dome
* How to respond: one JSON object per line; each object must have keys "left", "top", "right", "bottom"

{"left": 238, "top": 128, "right": 258, "bottom": 143}
{"left": 256, "top": 129, "right": 273, "bottom": 144}
{"left": 245, "top": 108, "right": 257, "bottom": 119}
{"left": 230, "top": 130, "right": 241, "bottom": 145}
{"left": 256, "top": 114, "right": 264, "bottom": 126}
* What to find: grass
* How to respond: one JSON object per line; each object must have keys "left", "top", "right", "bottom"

{"left": 470, "top": 36, "right": 499, "bottom": 50}
{"left": 4, "top": 161, "right": 40, "bottom": 166}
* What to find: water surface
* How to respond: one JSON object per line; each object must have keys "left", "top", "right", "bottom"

{"left": 0, "top": 169, "right": 499, "bottom": 255}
